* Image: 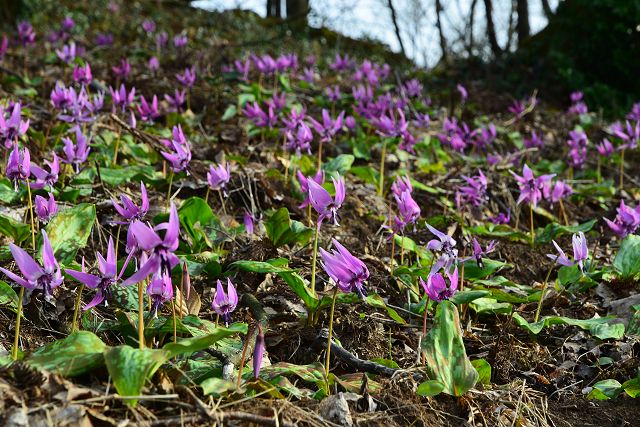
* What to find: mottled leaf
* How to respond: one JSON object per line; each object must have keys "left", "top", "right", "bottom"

{"left": 45, "top": 203, "right": 96, "bottom": 265}
{"left": 27, "top": 331, "right": 106, "bottom": 377}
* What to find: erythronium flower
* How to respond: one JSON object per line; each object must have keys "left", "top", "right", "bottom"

{"left": 597, "top": 139, "right": 614, "bottom": 157}
{"left": 176, "top": 66, "right": 196, "bottom": 88}
{"left": 137, "top": 95, "right": 160, "bottom": 122}
{"left": 320, "top": 239, "right": 369, "bottom": 297}
{"left": 212, "top": 278, "right": 238, "bottom": 326}
{"left": 544, "top": 180, "right": 573, "bottom": 207}
{"left": 55, "top": 41, "right": 76, "bottom": 63}
{"left": 464, "top": 238, "right": 497, "bottom": 269}
{"left": 65, "top": 237, "right": 130, "bottom": 309}
{"left": 17, "top": 21, "right": 36, "bottom": 47}
{"left": 161, "top": 125, "right": 192, "bottom": 174}
{"left": 207, "top": 162, "right": 231, "bottom": 196}
{"left": 457, "top": 84, "right": 468, "bottom": 102}
{"left": 284, "top": 122, "right": 313, "bottom": 155}
{"left": 523, "top": 131, "right": 544, "bottom": 149}
{"left": 308, "top": 109, "right": 344, "bottom": 143}
{"left": 308, "top": 174, "right": 345, "bottom": 225}
{"left": 0, "top": 103, "right": 30, "bottom": 148}
{"left": 164, "top": 89, "right": 186, "bottom": 113}
{"left": 31, "top": 153, "right": 59, "bottom": 190}
{"left": 420, "top": 267, "right": 458, "bottom": 302}
{"left": 0, "top": 230, "right": 62, "bottom": 300}
{"left": 566, "top": 130, "right": 588, "bottom": 169}
{"left": 148, "top": 56, "right": 160, "bottom": 72}
{"left": 112, "top": 182, "right": 149, "bottom": 223}
{"left": 547, "top": 232, "right": 589, "bottom": 272}
{"left": 6, "top": 144, "right": 30, "bottom": 189}
{"left": 173, "top": 34, "right": 188, "bottom": 48}
{"left": 122, "top": 203, "right": 181, "bottom": 286}
{"left": 390, "top": 190, "right": 420, "bottom": 236}
{"left": 426, "top": 223, "right": 458, "bottom": 274}
{"left": 110, "top": 84, "right": 136, "bottom": 112}
{"left": 112, "top": 57, "right": 131, "bottom": 80}
{"left": 142, "top": 19, "right": 156, "bottom": 33}
{"left": 297, "top": 169, "right": 324, "bottom": 209}
{"left": 34, "top": 193, "right": 57, "bottom": 223}
{"left": 510, "top": 164, "right": 554, "bottom": 208}
{"left": 72, "top": 63, "right": 92, "bottom": 85}
{"left": 604, "top": 200, "right": 640, "bottom": 238}
{"left": 455, "top": 170, "right": 488, "bottom": 209}
{"left": 391, "top": 175, "right": 412, "bottom": 197}
{"left": 489, "top": 210, "right": 511, "bottom": 225}
{"left": 147, "top": 273, "right": 174, "bottom": 317}
{"left": 62, "top": 127, "right": 90, "bottom": 173}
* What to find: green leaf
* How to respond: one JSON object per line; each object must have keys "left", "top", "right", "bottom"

{"left": 0, "top": 214, "right": 30, "bottom": 244}
{"left": 98, "top": 166, "right": 157, "bottom": 186}
{"left": 614, "top": 235, "right": 640, "bottom": 279}
{"left": 468, "top": 224, "right": 528, "bottom": 243}
{"left": 27, "top": 331, "right": 106, "bottom": 377}
{"left": 163, "top": 322, "right": 248, "bottom": 358}
{"left": 421, "top": 301, "right": 478, "bottom": 396}
{"left": 0, "top": 280, "right": 19, "bottom": 313}
{"left": 469, "top": 298, "right": 513, "bottom": 314}
{"left": 0, "top": 179, "right": 22, "bottom": 204}
{"left": 350, "top": 166, "right": 379, "bottom": 186}
{"left": 622, "top": 377, "right": 640, "bottom": 398}
{"left": 178, "top": 197, "right": 221, "bottom": 251}
{"left": 587, "top": 379, "right": 623, "bottom": 400}
{"left": 258, "top": 362, "right": 326, "bottom": 385}
{"left": 512, "top": 313, "right": 624, "bottom": 340}
{"left": 104, "top": 346, "right": 169, "bottom": 406}
{"left": 323, "top": 154, "right": 354, "bottom": 176}
{"left": 463, "top": 259, "right": 512, "bottom": 281}
{"left": 263, "top": 208, "right": 313, "bottom": 248}
{"left": 221, "top": 105, "right": 237, "bottom": 121}
{"left": 417, "top": 380, "right": 445, "bottom": 396}
{"left": 366, "top": 294, "right": 407, "bottom": 324}
{"left": 45, "top": 203, "right": 96, "bottom": 265}
{"left": 200, "top": 377, "right": 237, "bottom": 396}
{"left": 471, "top": 359, "right": 492, "bottom": 385}
{"left": 450, "top": 290, "right": 490, "bottom": 305}
{"left": 535, "top": 220, "right": 597, "bottom": 244}
{"left": 230, "top": 260, "right": 292, "bottom": 274}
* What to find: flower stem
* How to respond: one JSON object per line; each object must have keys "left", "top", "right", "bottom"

{"left": 596, "top": 156, "right": 601, "bottom": 184}
{"left": 310, "top": 223, "right": 320, "bottom": 297}
{"left": 316, "top": 140, "right": 324, "bottom": 171}
{"left": 378, "top": 139, "right": 387, "bottom": 196}
{"left": 218, "top": 189, "right": 227, "bottom": 216}
{"left": 26, "top": 179, "right": 35, "bottom": 251}
{"left": 529, "top": 203, "right": 535, "bottom": 248}
{"left": 12, "top": 286, "right": 24, "bottom": 360}
{"left": 205, "top": 186, "right": 210, "bottom": 204}
{"left": 237, "top": 325, "right": 255, "bottom": 388}
{"left": 325, "top": 287, "right": 338, "bottom": 378}
{"left": 166, "top": 170, "right": 174, "bottom": 209}
{"left": 112, "top": 131, "right": 121, "bottom": 166}
{"left": 138, "top": 280, "right": 145, "bottom": 349}
{"left": 171, "top": 298, "right": 177, "bottom": 344}
{"left": 619, "top": 148, "right": 625, "bottom": 192}
{"left": 534, "top": 260, "right": 557, "bottom": 323}
{"left": 71, "top": 283, "right": 85, "bottom": 333}
{"left": 559, "top": 199, "right": 569, "bottom": 226}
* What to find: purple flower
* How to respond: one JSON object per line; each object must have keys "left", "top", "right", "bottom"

{"left": 597, "top": 139, "right": 614, "bottom": 157}
{"left": 61, "top": 127, "right": 90, "bottom": 173}
{"left": 95, "top": 32, "right": 114, "bottom": 46}
{"left": 320, "top": 239, "right": 369, "bottom": 298}
{"left": 455, "top": 170, "right": 488, "bottom": 209}
{"left": 464, "top": 239, "right": 496, "bottom": 269}
{"left": 6, "top": 144, "right": 30, "bottom": 189}
{"left": 420, "top": 267, "right": 458, "bottom": 302}
{"left": 284, "top": 122, "right": 313, "bottom": 155}
{"left": 0, "top": 36, "right": 8, "bottom": 62}
{"left": 112, "top": 182, "right": 149, "bottom": 223}
{"left": 570, "top": 91, "right": 583, "bottom": 103}
{"left": 173, "top": 34, "right": 188, "bottom": 48}
{"left": 308, "top": 109, "right": 344, "bottom": 142}
{"left": 627, "top": 102, "right": 640, "bottom": 121}
{"left": 207, "top": 162, "right": 231, "bottom": 195}
{"left": 122, "top": 203, "right": 181, "bottom": 286}
{"left": 296, "top": 170, "right": 324, "bottom": 210}
{"left": 326, "top": 85, "right": 341, "bottom": 102}
{"left": 426, "top": 224, "right": 458, "bottom": 274}
{"left": 471, "top": 124, "right": 497, "bottom": 150}
{"left": 164, "top": 89, "right": 186, "bottom": 113}
{"left": 30, "top": 153, "right": 59, "bottom": 190}
{"left": 523, "top": 131, "right": 544, "bottom": 149}
{"left": 34, "top": 193, "right": 57, "bottom": 223}
{"left": 110, "top": 84, "right": 136, "bottom": 112}
{"left": 176, "top": 66, "right": 196, "bottom": 88}
{"left": 413, "top": 112, "right": 430, "bottom": 129}
{"left": 142, "top": 19, "right": 156, "bottom": 33}
{"left": 404, "top": 79, "right": 423, "bottom": 98}
{"left": 72, "top": 63, "right": 93, "bottom": 85}
{"left": 0, "top": 103, "right": 30, "bottom": 148}
{"left": 371, "top": 109, "right": 408, "bottom": 138}
{"left": 66, "top": 237, "right": 130, "bottom": 309}
{"left": 609, "top": 120, "right": 639, "bottom": 150}
{"left": 604, "top": 200, "right": 640, "bottom": 238}
{"left": 490, "top": 211, "right": 511, "bottom": 225}
{"left": 147, "top": 273, "right": 174, "bottom": 317}
{"left": 329, "top": 54, "right": 354, "bottom": 72}
{"left": 243, "top": 102, "right": 277, "bottom": 128}
{"left": 457, "top": 84, "right": 468, "bottom": 101}
{"left": 244, "top": 210, "right": 255, "bottom": 235}
{"left": 0, "top": 230, "right": 62, "bottom": 300}
{"left": 509, "top": 100, "right": 526, "bottom": 118}
{"left": 156, "top": 31, "right": 168, "bottom": 49}
{"left": 112, "top": 57, "right": 131, "bottom": 80}
{"left": 253, "top": 326, "right": 265, "bottom": 379}
{"left": 566, "top": 130, "right": 588, "bottom": 169}
{"left": 510, "top": 164, "right": 554, "bottom": 208}
{"left": 17, "top": 21, "right": 36, "bottom": 47}
{"left": 391, "top": 175, "right": 412, "bottom": 197}
{"left": 161, "top": 125, "right": 192, "bottom": 174}
{"left": 345, "top": 116, "right": 356, "bottom": 130}
{"left": 547, "top": 232, "right": 588, "bottom": 272}
{"left": 212, "top": 278, "right": 238, "bottom": 326}
{"left": 544, "top": 180, "right": 572, "bottom": 206}
{"left": 148, "top": 56, "right": 160, "bottom": 72}
{"left": 55, "top": 41, "right": 77, "bottom": 64}
{"left": 308, "top": 174, "right": 345, "bottom": 225}
{"left": 233, "top": 59, "right": 250, "bottom": 81}
{"left": 391, "top": 190, "right": 420, "bottom": 236}
{"left": 137, "top": 95, "right": 160, "bottom": 122}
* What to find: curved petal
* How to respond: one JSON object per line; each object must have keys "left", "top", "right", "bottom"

{"left": 65, "top": 269, "right": 101, "bottom": 289}
{"left": 0, "top": 266, "right": 29, "bottom": 288}
{"left": 9, "top": 243, "right": 42, "bottom": 281}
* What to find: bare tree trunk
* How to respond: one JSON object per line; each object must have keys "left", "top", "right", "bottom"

{"left": 483, "top": 0, "right": 501, "bottom": 57}
{"left": 467, "top": 0, "right": 478, "bottom": 56}
{"left": 540, "top": 0, "right": 553, "bottom": 18}
{"left": 286, "top": 0, "right": 309, "bottom": 26}
{"left": 386, "top": 0, "right": 407, "bottom": 57}
{"left": 267, "top": 0, "right": 282, "bottom": 18}
{"left": 517, "top": 0, "right": 530, "bottom": 46}
{"left": 275, "top": 0, "right": 281, "bottom": 18}
{"left": 435, "top": 0, "right": 448, "bottom": 63}
{"left": 506, "top": 0, "right": 516, "bottom": 51}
